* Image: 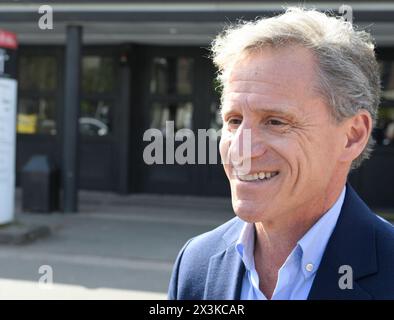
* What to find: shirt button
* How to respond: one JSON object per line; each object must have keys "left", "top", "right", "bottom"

{"left": 306, "top": 263, "right": 314, "bottom": 272}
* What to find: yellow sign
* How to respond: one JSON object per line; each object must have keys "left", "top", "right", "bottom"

{"left": 17, "top": 113, "right": 37, "bottom": 134}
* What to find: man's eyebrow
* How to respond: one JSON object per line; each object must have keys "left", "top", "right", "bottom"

{"left": 221, "top": 104, "right": 298, "bottom": 118}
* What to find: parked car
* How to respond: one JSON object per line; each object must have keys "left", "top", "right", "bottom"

{"left": 79, "top": 117, "right": 108, "bottom": 136}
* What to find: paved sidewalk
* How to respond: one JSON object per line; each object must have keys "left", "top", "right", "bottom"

{"left": 4, "top": 189, "right": 392, "bottom": 300}
{"left": 0, "top": 189, "right": 233, "bottom": 299}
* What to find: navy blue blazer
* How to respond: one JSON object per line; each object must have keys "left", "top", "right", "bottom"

{"left": 168, "top": 184, "right": 394, "bottom": 300}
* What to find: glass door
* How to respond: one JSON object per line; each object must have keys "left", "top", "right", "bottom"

{"left": 136, "top": 46, "right": 230, "bottom": 197}
{"left": 138, "top": 47, "right": 199, "bottom": 194}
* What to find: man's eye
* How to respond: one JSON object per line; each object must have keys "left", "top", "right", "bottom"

{"left": 266, "top": 119, "right": 286, "bottom": 126}
{"left": 228, "top": 118, "right": 242, "bottom": 125}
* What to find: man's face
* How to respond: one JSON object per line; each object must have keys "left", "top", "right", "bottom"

{"left": 219, "top": 46, "right": 347, "bottom": 224}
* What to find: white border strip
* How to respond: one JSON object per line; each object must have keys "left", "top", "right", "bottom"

{"left": 0, "top": 2, "right": 394, "bottom": 13}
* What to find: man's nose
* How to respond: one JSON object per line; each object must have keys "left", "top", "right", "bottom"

{"left": 228, "top": 124, "right": 267, "bottom": 167}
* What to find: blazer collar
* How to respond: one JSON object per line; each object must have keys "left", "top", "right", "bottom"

{"left": 203, "top": 218, "right": 245, "bottom": 300}
{"left": 308, "top": 183, "right": 378, "bottom": 300}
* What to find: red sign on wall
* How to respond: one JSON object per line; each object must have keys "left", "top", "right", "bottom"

{"left": 0, "top": 30, "right": 17, "bottom": 78}
{"left": 0, "top": 30, "right": 17, "bottom": 50}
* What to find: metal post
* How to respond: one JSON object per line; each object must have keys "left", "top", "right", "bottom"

{"left": 117, "top": 48, "right": 131, "bottom": 194}
{"left": 63, "top": 25, "right": 82, "bottom": 213}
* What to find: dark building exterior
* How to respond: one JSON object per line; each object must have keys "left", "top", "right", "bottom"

{"left": 1, "top": 1, "right": 394, "bottom": 207}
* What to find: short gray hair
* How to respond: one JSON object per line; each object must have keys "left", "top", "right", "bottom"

{"left": 211, "top": 6, "right": 381, "bottom": 169}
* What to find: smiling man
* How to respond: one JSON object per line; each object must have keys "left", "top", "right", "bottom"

{"left": 168, "top": 7, "right": 394, "bottom": 300}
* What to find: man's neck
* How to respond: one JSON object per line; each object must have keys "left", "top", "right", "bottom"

{"left": 253, "top": 182, "right": 346, "bottom": 299}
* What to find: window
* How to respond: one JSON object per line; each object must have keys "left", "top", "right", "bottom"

{"left": 148, "top": 56, "right": 194, "bottom": 136}
{"left": 150, "top": 57, "right": 193, "bottom": 95}
{"left": 150, "top": 101, "right": 193, "bottom": 135}
{"left": 17, "top": 55, "right": 58, "bottom": 135}
{"left": 209, "top": 77, "right": 223, "bottom": 131}
{"left": 80, "top": 55, "right": 117, "bottom": 137}
{"left": 16, "top": 51, "right": 118, "bottom": 137}
{"left": 19, "top": 55, "right": 57, "bottom": 91}
{"left": 80, "top": 99, "right": 112, "bottom": 137}
{"left": 375, "top": 61, "right": 394, "bottom": 147}
{"left": 18, "top": 98, "right": 56, "bottom": 135}
{"left": 82, "top": 56, "right": 115, "bottom": 94}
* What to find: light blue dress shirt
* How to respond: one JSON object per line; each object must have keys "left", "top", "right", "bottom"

{"left": 235, "top": 186, "right": 346, "bottom": 300}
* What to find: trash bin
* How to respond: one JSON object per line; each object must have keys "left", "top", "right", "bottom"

{"left": 21, "top": 155, "right": 60, "bottom": 213}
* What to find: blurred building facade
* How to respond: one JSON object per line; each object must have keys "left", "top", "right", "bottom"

{"left": 1, "top": 0, "right": 394, "bottom": 207}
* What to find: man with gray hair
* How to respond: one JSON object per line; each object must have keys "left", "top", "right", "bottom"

{"left": 168, "top": 7, "right": 394, "bottom": 300}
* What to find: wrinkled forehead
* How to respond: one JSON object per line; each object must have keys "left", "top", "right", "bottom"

{"left": 219, "top": 46, "right": 335, "bottom": 121}
{"left": 221, "top": 46, "right": 321, "bottom": 107}
{"left": 226, "top": 45, "right": 318, "bottom": 87}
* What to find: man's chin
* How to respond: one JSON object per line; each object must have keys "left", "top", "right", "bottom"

{"left": 232, "top": 200, "right": 271, "bottom": 223}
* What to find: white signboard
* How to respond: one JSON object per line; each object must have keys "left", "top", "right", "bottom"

{"left": 0, "top": 78, "right": 17, "bottom": 224}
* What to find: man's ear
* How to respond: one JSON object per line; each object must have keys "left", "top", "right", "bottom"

{"left": 339, "top": 110, "right": 373, "bottom": 163}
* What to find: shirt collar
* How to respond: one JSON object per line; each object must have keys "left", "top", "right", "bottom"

{"left": 297, "top": 186, "right": 346, "bottom": 278}
{"left": 235, "top": 222, "right": 255, "bottom": 270}
{"left": 235, "top": 186, "right": 346, "bottom": 278}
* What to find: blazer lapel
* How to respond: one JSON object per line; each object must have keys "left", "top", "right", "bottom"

{"left": 308, "top": 184, "right": 378, "bottom": 300}
{"left": 203, "top": 245, "right": 245, "bottom": 299}
{"left": 203, "top": 219, "right": 246, "bottom": 300}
